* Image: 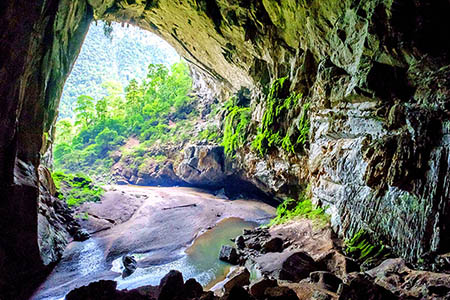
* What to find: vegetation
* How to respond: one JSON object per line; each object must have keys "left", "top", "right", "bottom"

{"left": 344, "top": 230, "right": 390, "bottom": 263}
{"left": 60, "top": 21, "right": 179, "bottom": 119}
{"left": 53, "top": 61, "right": 194, "bottom": 177}
{"left": 268, "top": 188, "right": 330, "bottom": 227}
{"left": 222, "top": 98, "right": 251, "bottom": 157}
{"left": 198, "top": 124, "right": 221, "bottom": 143}
{"left": 52, "top": 171, "right": 104, "bottom": 207}
{"left": 251, "top": 77, "right": 308, "bottom": 156}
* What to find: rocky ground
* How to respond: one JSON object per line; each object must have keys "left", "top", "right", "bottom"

{"left": 64, "top": 218, "right": 450, "bottom": 300}
{"left": 31, "top": 185, "right": 275, "bottom": 299}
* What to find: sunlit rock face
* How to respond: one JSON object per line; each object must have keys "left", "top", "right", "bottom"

{"left": 0, "top": 0, "right": 449, "bottom": 297}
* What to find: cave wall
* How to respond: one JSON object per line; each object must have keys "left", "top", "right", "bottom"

{"left": 0, "top": 0, "right": 449, "bottom": 297}
{"left": 90, "top": 0, "right": 450, "bottom": 267}
{"left": 0, "top": 0, "right": 92, "bottom": 297}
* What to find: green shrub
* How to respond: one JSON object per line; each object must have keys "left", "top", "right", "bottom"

{"left": 52, "top": 171, "right": 104, "bottom": 207}
{"left": 296, "top": 102, "right": 310, "bottom": 146}
{"left": 268, "top": 188, "right": 329, "bottom": 227}
{"left": 198, "top": 124, "right": 221, "bottom": 143}
{"left": 344, "top": 230, "right": 390, "bottom": 262}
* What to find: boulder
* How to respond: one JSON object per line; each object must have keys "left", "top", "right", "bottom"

{"left": 256, "top": 251, "right": 321, "bottom": 282}
{"left": 310, "top": 290, "right": 333, "bottom": 300}
{"left": 309, "top": 271, "right": 342, "bottom": 293}
{"left": 245, "top": 237, "right": 262, "bottom": 251}
{"left": 278, "top": 252, "right": 318, "bottom": 282}
{"left": 184, "top": 278, "right": 204, "bottom": 299}
{"left": 158, "top": 270, "right": 184, "bottom": 300}
{"left": 249, "top": 278, "right": 278, "bottom": 299}
{"left": 212, "top": 267, "right": 250, "bottom": 298}
{"left": 223, "top": 267, "right": 250, "bottom": 294}
{"left": 73, "top": 228, "right": 90, "bottom": 242}
{"left": 337, "top": 273, "right": 397, "bottom": 300}
{"left": 235, "top": 235, "right": 246, "bottom": 250}
{"left": 177, "top": 145, "right": 230, "bottom": 187}
{"left": 316, "top": 251, "right": 359, "bottom": 278}
{"left": 122, "top": 255, "right": 137, "bottom": 278}
{"left": 366, "top": 258, "right": 450, "bottom": 299}
{"left": 199, "top": 291, "right": 216, "bottom": 300}
{"left": 264, "top": 286, "right": 299, "bottom": 300}
{"left": 65, "top": 280, "right": 152, "bottom": 300}
{"left": 262, "top": 237, "right": 284, "bottom": 253}
{"left": 222, "top": 286, "right": 253, "bottom": 300}
{"left": 219, "top": 245, "right": 239, "bottom": 265}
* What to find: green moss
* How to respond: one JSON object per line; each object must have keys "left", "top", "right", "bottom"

{"left": 251, "top": 77, "right": 307, "bottom": 156}
{"left": 268, "top": 187, "right": 330, "bottom": 227}
{"left": 344, "top": 230, "right": 390, "bottom": 262}
{"left": 74, "top": 212, "right": 89, "bottom": 220}
{"left": 222, "top": 97, "right": 251, "bottom": 157}
{"left": 296, "top": 102, "right": 310, "bottom": 146}
{"left": 198, "top": 124, "right": 221, "bottom": 143}
{"left": 52, "top": 171, "right": 104, "bottom": 207}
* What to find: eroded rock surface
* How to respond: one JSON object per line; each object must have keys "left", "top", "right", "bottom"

{"left": 177, "top": 145, "right": 230, "bottom": 187}
{"left": 85, "top": 0, "right": 450, "bottom": 267}
{"left": 38, "top": 166, "right": 87, "bottom": 264}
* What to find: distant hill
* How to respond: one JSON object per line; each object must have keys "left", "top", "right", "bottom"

{"left": 59, "top": 21, "right": 179, "bottom": 119}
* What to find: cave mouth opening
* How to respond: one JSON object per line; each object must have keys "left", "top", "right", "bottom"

{"left": 34, "top": 19, "right": 276, "bottom": 300}
{"left": 52, "top": 20, "right": 185, "bottom": 186}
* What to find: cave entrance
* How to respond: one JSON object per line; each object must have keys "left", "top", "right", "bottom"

{"left": 52, "top": 20, "right": 187, "bottom": 188}
{"left": 33, "top": 20, "right": 276, "bottom": 300}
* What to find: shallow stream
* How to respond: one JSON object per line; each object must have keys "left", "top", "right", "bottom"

{"left": 111, "top": 217, "right": 257, "bottom": 290}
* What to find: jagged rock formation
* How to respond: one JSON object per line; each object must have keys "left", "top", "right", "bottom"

{"left": 89, "top": 0, "right": 450, "bottom": 267}
{"left": 38, "top": 166, "right": 87, "bottom": 265}
{"left": 177, "top": 145, "right": 230, "bottom": 187}
{"left": 0, "top": 0, "right": 449, "bottom": 298}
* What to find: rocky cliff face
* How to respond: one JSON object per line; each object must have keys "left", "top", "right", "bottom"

{"left": 89, "top": 0, "right": 449, "bottom": 267}
{"left": 0, "top": 0, "right": 449, "bottom": 297}
{"left": 0, "top": 0, "right": 92, "bottom": 297}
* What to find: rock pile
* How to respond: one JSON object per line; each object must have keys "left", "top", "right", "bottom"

{"left": 66, "top": 219, "right": 450, "bottom": 299}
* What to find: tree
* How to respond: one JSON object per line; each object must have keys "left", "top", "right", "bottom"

{"left": 95, "top": 128, "right": 119, "bottom": 155}
{"left": 54, "top": 119, "right": 74, "bottom": 144}
{"left": 74, "top": 95, "right": 95, "bottom": 127}
{"left": 96, "top": 98, "right": 108, "bottom": 121}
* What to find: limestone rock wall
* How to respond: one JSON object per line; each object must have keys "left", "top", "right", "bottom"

{"left": 88, "top": 0, "right": 450, "bottom": 266}
{"left": 0, "top": 0, "right": 92, "bottom": 297}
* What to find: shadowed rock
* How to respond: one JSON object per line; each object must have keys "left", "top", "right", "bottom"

{"left": 219, "top": 245, "right": 239, "bottom": 265}
{"left": 122, "top": 255, "right": 137, "bottom": 278}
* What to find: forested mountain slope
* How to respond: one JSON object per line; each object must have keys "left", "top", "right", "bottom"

{"left": 59, "top": 21, "right": 179, "bottom": 119}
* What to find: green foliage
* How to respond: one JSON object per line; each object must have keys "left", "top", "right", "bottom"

{"left": 344, "top": 230, "right": 390, "bottom": 263}
{"left": 296, "top": 102, "right": 311, "bottom": 146}
{"left": 53, "top": 61, "right": 193, "bottom": 178}
{"left": 251, "top": 77, "right": 308, "bottom": 156}
{"left": 59, "top": 21, "right": 179, "bottom": 119}
{"left": 268, "top": 188, "right": 330, "bottom": 227}
{"left": 222, "top": 98, "right": 251, "bottom": 157}
{"left": 74, "top": 212, "right": 89, "bottom": 220}
{"left": 52, "top": 171, "right": 104, "bottom": 207}
{"left": 198, "top": 124, "right": 221, "bottom": 143}
{"left": 74, "top": 95, "right": 95, "bottom": 127}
